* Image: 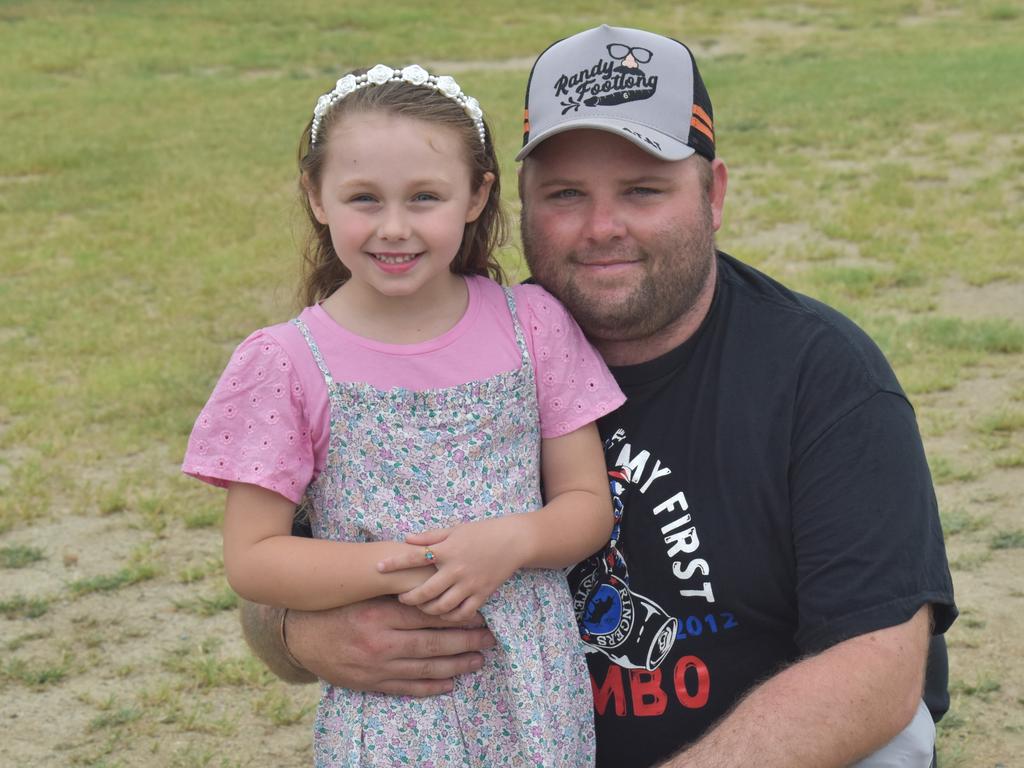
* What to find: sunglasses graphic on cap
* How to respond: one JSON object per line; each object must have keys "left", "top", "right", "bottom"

{"left": 607, "top": 44, "right": 653, "bottom": 63}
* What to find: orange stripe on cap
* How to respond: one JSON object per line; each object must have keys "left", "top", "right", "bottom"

{"left": 692, "top": 104, "right": 713, "bottom": 131}
{"left": 691, "top": 116, "right": 714, "bottom": 142}
{"left": 523, "top": 108, "right": 530, "bottom": 135}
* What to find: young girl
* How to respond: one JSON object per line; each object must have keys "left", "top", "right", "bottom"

{"left": 182, "top": 64, "right": 625, "bottom": 766}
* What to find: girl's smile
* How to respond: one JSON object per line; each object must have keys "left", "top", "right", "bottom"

{"left": 370, "top": 251, "right": 423, "bottom": 274}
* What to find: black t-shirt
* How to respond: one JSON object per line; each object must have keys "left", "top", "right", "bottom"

{"left": 566, "top": 252, "right": 956, "bottom": 768}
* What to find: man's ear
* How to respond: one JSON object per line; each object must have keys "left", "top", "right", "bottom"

{"left": 466, "top": 172, "right": 495, "bottom": 223}
{"left": 709, "top": 158, "right": 728, "bottom": 232}
{"left": 302, "top": 172, "right": 327, "bottom": 225}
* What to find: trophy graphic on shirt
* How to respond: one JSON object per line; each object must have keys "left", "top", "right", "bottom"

{"left": 569, "top": 466, "right": 678, "bottom": 671}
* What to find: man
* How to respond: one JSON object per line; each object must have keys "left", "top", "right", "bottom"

{"left": 242, "top": 25, "right": 956, "bottom": 767}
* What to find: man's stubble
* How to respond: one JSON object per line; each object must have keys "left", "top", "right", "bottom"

{"left": 521, "top": 197, "right": 716, "bottom": 348}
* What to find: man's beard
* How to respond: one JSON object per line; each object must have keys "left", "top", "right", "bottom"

{"left": 521, "top": 204, "right": 716, "bottom": 345}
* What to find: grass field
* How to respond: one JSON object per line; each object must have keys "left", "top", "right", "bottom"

{"left": 1, "top": 1, "right": 1022, "bottom": 766}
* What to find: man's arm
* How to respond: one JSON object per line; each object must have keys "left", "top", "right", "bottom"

{"left": 658, "top": 605, "right": 932, "bottom": 768}
{"left": 239, "top": 599, "right": 316, "bottom": 684}
{"left": 239, "top": 595, "right": 497, "bottom": 696}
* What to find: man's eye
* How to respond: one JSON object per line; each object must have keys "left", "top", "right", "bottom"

{"left": 552, "top": 189, "right": 582, "bottom": 199}
{"left": 628, "top": 187, "right": 660, "bottom": 196}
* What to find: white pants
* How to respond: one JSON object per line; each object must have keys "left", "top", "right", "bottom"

{"left": 850, "top": 699, "right": 935, "bottom": 768}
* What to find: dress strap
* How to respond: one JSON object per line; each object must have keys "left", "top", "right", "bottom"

{"left": 291, "top": 318, "right": 335, "bottom": 389}
{"left": 502, "top": 287, "right": 531, "bottom": 368}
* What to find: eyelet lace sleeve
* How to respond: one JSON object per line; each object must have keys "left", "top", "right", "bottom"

{"left": 181, "top": 331, "right": 315, "bottom": 504}
{"left": 516, "top": 284, "right": 626, "bottom": 438}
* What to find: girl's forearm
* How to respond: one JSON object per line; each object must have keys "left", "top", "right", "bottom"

{"left": 223, "top": 482, "right": 435, "bottom": 612}
{"left": 515, "top": 423, "right": 614, "bottom": 570}
{"left": 517, "top": 487, "right": 613, "bottom": 570}
{"left": 226, "top": 536, "right": 434, "bottom": 611}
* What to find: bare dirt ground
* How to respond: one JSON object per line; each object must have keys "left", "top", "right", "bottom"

{"left": 919, "top": 299, "right": 1024, "bottom": 768}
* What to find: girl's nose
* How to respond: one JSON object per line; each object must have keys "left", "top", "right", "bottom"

{"left": 377, "top": 206, "right": 410, "bottom": 240}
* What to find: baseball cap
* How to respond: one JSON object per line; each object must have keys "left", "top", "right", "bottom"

{"left": 516, "top": 24, "right": 714, "bottom": 162}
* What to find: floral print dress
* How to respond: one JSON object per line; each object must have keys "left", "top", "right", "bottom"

{"left": 293, "top": 288, "right": 595, "bottom": 767}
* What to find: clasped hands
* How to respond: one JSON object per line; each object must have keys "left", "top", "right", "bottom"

{"left": 377, "top": 516, "right": 526, "bottom": 623}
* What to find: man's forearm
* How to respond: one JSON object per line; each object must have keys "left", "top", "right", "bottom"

{"left": 239, "top": 599, "right": 316, "bottom": 684}
{"left": 659, "top": 606, "right": 932, "bottom": 768}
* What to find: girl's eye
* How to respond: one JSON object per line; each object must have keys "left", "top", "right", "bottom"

{"left": 412, "top": 192, "right": 439, "bottom": 202}
{"left": 551, "top": 188, "right": 582, "bottom": 200}
{"left": 349, "top": 194, "right": 377, "bottom": 203}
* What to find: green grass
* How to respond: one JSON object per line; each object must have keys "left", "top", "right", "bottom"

{"left": 6, "top": 629, "right": 52, "bottom": 652}
{"left": 978, "top": 409, "right": 1024, "bottom": 435}
{"left": 940, "top": 507, "right": 989, "bottom": 537}
{"left": 949, "top": 551, "right": 993, "bottom": 572}
{"left": 179, "top": 558, "right": 223, "bottom": 584}
{"left": 174, "top": 584, "right": 239, "bottom": 616}
{"left": 3, "top": 653, "right": 71, "bottom": 687}
{"left": 994, "top": 451, "right": 1024, "bottom": 469}
{"left": 162, "top": 639, "right": 270, "bottom": 689}
{"left": 253, "top": 687, "right": 317, "bottom": 727}
{"left": 2, "top": 6, "right": 1021, "bottom": 530}
{"left": 88, "top": 706, "right": 144, "bottom": 733}
{"left": 990, "top": 529, "right": 1024, "bottom": 550}
{"left": 183, "top": 506, "right": 222, "bottom": 530}
{"left": 68, "top": 563, "right": 159, "bottom": 597}
{"left": 950, "top": 675, "right": 1002, "bottom": 700}
{"left": 960, "top": 616, "right": 987, "bottom": 630}
{"left": 0, "top": 544, "right": 45, "bottom": 568}
{"left": 0, "top": 594, "right": 51, "bottom": 619}
{"left": 929, "top": 456, "right": 980, "bottom": 485}
{"left": 0, "top": 1, "right": 1022, "bottom": 765}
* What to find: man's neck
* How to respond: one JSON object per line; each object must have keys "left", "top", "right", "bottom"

{"left": 593, "top": 267, "right": 717, "bottom": 368}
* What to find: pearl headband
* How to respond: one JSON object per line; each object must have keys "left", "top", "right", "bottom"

{"left": 310, "top": 64, "right": 486, "bottom": 148}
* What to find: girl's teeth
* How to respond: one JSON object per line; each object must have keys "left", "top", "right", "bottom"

{"left": 375, "top": 253, "right": 417, "bottom": 264}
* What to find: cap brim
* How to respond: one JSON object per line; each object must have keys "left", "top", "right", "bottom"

{"left": 515, "top": 118, "right": 696, "bottom": 162}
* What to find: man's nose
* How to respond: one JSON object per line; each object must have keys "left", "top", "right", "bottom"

{"left": 584, "top": 196, "right": 627, "bottom": 243}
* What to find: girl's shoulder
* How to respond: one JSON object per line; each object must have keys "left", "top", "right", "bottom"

{"left": 256, "top": 308, "right": 316, "bottom": 358}
{"left": 241, "top": 306, "right": 342, "bottom": 375}
{"left": 219, "top": 308, "right": 334, "bottom": 403}
{"left": 509, "top": 282, "right": 583, "bottom": 343}
{"left": 465, "top": 275, "right": 574, "bottom": 329}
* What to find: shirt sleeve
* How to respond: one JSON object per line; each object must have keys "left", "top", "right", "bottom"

{"left": 790, "top": 390, "right": 957, "bottom": 653}
{"left": 516, "top": 284, "right": 626, "bottom": 439}
{"left": 181, "top": 331, "right": 316, "bottom": 504}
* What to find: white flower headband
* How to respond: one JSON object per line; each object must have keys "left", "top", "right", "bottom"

{"left": 310, "top": 64, "right": 486, "bottom": 148}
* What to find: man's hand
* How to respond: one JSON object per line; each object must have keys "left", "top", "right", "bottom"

{"left": 285, "top": 597, "right": 497, "bottom": 696}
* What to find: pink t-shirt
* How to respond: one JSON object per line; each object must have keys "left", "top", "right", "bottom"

{"left": 182, "top": 275, "right": 625, "bottom": 503}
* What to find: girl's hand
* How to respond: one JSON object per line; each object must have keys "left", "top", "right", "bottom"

{"left": 388, "top": 517, "right": 528, "bottom": 622}
{"left": 376, "top": 528, "right": 452, "bottom": 573}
